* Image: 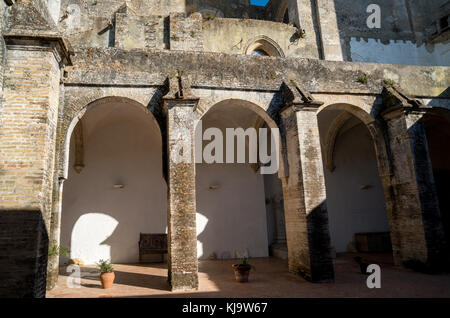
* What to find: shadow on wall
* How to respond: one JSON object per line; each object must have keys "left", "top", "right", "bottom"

{"left": 325, "top": 119, "right": 389, "bottom": 252}
{"left": 196, "top": 163, "right": 269, "bottom": 260}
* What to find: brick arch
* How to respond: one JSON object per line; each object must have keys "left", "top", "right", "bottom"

{"left": 47, "top": 95, "right": 164, "bottom": 289}
{"left": 318, "top": 102, "right": 390, "bottom": 176}
{"left": 196, "top": 98, "right": 284, "bottom": 176}
{"left": 59, "top": 96, "right": 162, "bottom": 180}
{"left": 317, "top": 102, "right": 401, "bottom": 262}
{"left": 244, "top": 36, "right": 285, "bottom": 57}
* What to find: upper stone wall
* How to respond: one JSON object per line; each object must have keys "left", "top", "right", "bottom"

{"left": 331, "top": 0, "right": 450, "bottom": 65}
{"left": 4, "top": 0, "right": 448, "bottom": 65}
{"left": 186, "top": 0, "right": 266, "bottom": 20}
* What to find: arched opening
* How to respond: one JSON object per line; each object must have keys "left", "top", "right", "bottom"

{"left": 195, "top": 99, "right": 286, "bottom": 261}
{"left": 318, "top": 106, "right": 393, "bottom": 266}
{"left": 60, "top": 98, "right": 167, "bottom": 265}
{"left": 245, "top": 36, "right": 285, "bottom": 57}
{"left": 423, "top": 108, "right": 450, "bottom": 253}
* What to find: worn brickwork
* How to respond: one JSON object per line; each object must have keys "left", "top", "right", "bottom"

{"left": 0, "top": 48, "right": 60, "bottom": 226}
{"left": 0, "top": 210, "right": 48, "bottom": 297}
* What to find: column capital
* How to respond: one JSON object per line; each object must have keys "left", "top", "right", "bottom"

{"left": 381, "top": 85, "right": 431, "bottom": 120}
{"left": 3, "top": 0, "right": 72, "bottom": 66}
{"left": 162, "top": 74, "right": 199, "bottom": 111}
{"left": 280, "top": 80, "right": 324, "bottom": 115}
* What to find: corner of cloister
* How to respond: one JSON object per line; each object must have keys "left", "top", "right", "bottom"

{"left": 0, "top": 0, "right": 449, "bottom": 298}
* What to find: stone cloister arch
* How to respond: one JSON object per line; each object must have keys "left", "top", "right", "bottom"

{"left": 317, "top": 102, "right": 395, "bottom": 261}
{"left": 194, "top": 98, "right": 286, "bottom": 262}
{"left": 47, "top": 96, "right": 165, "bottom": 289}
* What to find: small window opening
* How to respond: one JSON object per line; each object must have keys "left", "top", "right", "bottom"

{"left": 283, "top": 9, "right": 289, "bottom": 24}
{"left": 251, "top": 49, "right": 270, "bottom": 56}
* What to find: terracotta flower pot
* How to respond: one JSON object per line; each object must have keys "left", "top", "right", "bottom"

{"left": 100, "top": 272, "right": 115, "bottom": 289}
{"left": 232, "top": 264, "right": 251, "bottom": 283}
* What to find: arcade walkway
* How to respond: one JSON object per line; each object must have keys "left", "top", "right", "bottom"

{"left": 47, "top": 254, "right": 450, "bottom": 298}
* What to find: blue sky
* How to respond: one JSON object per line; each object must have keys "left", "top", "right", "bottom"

{"left": 250, "top": 0, "right": 269, "bottom": 6}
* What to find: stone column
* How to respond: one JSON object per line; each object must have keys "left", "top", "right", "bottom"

{"left": 287, "top": 0, "right": 322, "bottom": 59}
{"left": 0, "top": 1, "right": 71, "bottom": 296}
{"left": 163, "top": 76, "right": 199, "bottom": 291}
{"left": 382, "top": 104, "right": 448, "bottom": 268}
{"left": 315, "top": 0, "right": 344, "bottom": 61}
{"left": 279, "top": 82, "right": 334, "bottom": 282}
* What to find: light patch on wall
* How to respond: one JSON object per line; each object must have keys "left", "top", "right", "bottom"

{"left": 196, "top": 213, "right": 209, "bottom": 259}
{"left": 70, "top": 213, "right": 119, "bottom": 265}
{"left": 349, "top": 37, "right": 450, "bottom": 66}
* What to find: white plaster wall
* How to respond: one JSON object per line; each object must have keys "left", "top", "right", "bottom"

{"left": 349, "top": 37, "right": 450, "bottom": 66}
{"left": 60, "top": 102, "right": 167, "bottom": 265}
{"left": 196, "top": 163, "right": 269, "bottom": 260}
{"left": 323, "top": 120, "right": 390, "bottom": 253}
{"left": 195, "top": 101, "right": 270, "bottom": 260}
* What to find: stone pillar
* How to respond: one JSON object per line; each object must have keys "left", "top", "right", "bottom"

{"left": 279, "top": 82, "right": 334, "bottom": 282}
{"left": 0, "top": 2, "right": 71, "bottom": 297}
{"left": 315, "top": 0, "right": 344, "bottom": 61}
{"left": 288, "top": 0, "right": 322, "bottom": 59}
{"left": 46, "top": 179, "right": 65, "bottom": 290}
{"left": 382, "top": 104, "right": 448, "bottom": 268}
{"left": 163, "top": 76, "right": 199, "bottom": 291}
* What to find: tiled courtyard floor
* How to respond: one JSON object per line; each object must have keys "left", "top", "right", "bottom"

{"left": 46, "top": 253, "right": 450, "bottom": 298}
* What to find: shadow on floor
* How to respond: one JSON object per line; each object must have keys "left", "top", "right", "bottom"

{"left": 58, "top": 263, "right": 170, "bottom": 292}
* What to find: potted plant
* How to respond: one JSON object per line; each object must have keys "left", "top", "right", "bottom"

{"left": 97, "top": 259, "right": 115, "bottom": 289}
{"left": 48, "top": 245, "right": 70, "bottom": 257}
{"left": 232, "top": 256, "right": 253, "bottom": 283}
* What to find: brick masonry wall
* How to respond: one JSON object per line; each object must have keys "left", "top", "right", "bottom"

{"left": 0, "top": 46, "right": 61, "bottom": 296}
{"left": 0, "top": 49, "right": 60, "bottom": 231}
{"left": 0, "top": 210, "right": 49, "bottom": 298}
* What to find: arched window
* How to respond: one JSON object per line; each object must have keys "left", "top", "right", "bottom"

{"left": 251, "top": 49, "right": 270, "bottom": 57}
{"left": 245, "top": 36, "right": 285, "bottom": 57}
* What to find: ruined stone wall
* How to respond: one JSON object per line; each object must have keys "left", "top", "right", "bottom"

{"left": 330, "top": 0, "right": 450, "bottom": 65}
{"left": 186, "top": 0, "right": 265, "bottom": 19}
{"left": 202, "top": 18, "right": 302, "bottom": 58}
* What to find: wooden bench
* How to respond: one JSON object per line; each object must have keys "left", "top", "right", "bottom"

{"left": 139, "top": 233, "right": 168, "bottom": 263}
{"left": 355, "top": 232, "right": 392, "bottom": 253}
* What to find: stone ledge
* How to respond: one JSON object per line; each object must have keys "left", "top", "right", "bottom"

{"left": 64, "top": 48, "right": 449, "bottom": 98}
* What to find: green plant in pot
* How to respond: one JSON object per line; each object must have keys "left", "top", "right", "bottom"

{"left": 97, "top": 259, "right": 115, "bottom": 289}
{"left": 232, "top": 256, "right": 254, "bottom": 283}
{"left": 48, "top": 245, "right": 70, "bottom": 257}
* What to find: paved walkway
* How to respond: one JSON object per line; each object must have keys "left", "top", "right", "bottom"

{"left": 46, "top": 254, "right": 450, "bottom": 298}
